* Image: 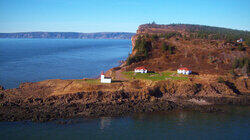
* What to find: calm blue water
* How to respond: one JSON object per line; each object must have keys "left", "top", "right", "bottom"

{"left": 0, "top": 107, "right": 249, "bottom": 140}
{"left": 0, "top": 39, "right": 249, "bottom": 140}
{"left": 0, "top": 39, "right": 131, "bottom": 89}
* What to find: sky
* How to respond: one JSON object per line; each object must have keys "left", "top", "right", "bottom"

{"left": 0, "top": 0, "right": 250, "bottom": 33}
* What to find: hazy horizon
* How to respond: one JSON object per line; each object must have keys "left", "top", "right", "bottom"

{"left": 0, "top": 31, "right": 136, "bottom": 33}
{"left": 1, "top": 23, "right": 250, "bottom": 34}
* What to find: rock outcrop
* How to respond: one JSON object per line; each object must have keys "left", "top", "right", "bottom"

{"left": 0, "top": 76, "right": 249, "bottom": 122}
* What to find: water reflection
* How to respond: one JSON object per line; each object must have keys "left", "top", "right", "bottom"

{"left": 99, "top": 117, "right": 112, "bottom": 130}
{"left": 131, "top": 111, "right": 189, "bottom": 122}
{"left": 176, "top": 111, "right": 187, "bottom": 126}
{"left": 0, "top": 108, "right": 249, "bottom": 140}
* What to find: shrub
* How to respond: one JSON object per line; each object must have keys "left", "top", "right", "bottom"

{"left": 127, "top": 55, "right": 146, "bottom": 65}
{"left": 127, "top": 36, "right": 152, "bottom": 65}
{"left": 161, "top": 43, "right": 167, "bottom": 51}
{"left": 217, "top": 77, "right": 224, "bottom": 83}
{"left": 161, "top": 43, "right": 174, "bottom": 54}
{"left": 134, "top": 37, "right": 151, "bottom": 55}
{"left": 245, "top": 38, "right": 250, "bottom": 46}
{"left": 208, "top": 56, "right": 216, "bottom": 63}
{"left": 232, "top": 59, "right": 240, "bottom": 69}
{"left": 239, "top": 58, "right": 245, "bottom": 68}
{"left": 238, "top": 44, "right": 246, "bottom": 51}
{"left": 246, "top": 58, "right": 250, "bottom": 73}
{"left": 168, "top": 45, "right": 174, "bottom": 54}
{"left": 164, "top": 32, "right": 178, "bottom": 39}
{"left": 151, "top": 34, "right": 158, "bottom": 41}
{"left": 229, "top": 69, "right": 237, "bottom": 77}
{"left": 144, "top": 51, "right": 149, "bottom": 58}
{"left": 231, "top": 57, "right": 250, "bottom": 75}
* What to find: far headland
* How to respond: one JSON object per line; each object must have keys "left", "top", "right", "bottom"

{"left": 0, "top": 32, "right": 135, "bottom": 39}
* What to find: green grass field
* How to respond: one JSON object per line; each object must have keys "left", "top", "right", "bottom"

{"left": 122, "top": 71, "right": 188, "bottom": 81}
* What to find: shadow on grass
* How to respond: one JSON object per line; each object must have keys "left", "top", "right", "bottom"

{"left": 148, "top": 71, "right": 155, "bottom": 73}
{"left": 112, "top": 80, "right": 124, "bottom": 83}
{"left": 191, "top": 71, "right": 199, "bottom": 75}
{"left": 224, "top": 81, "right": 241, "bottom": 95}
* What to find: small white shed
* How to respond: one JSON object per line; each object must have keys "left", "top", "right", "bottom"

{"left": 237, "top": 38, "right": 243, "bottom": 43}
{"left": 100, "top": 71, "right": 111, "bottom": 83}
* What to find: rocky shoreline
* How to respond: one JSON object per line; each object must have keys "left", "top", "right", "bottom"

{"left": 0, "top": 73, "right": 249, "bottom": 122}
{"left": 0, "top": 85, "right": 249, "bottom": 122}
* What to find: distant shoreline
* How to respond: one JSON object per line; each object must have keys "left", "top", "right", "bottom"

{"left": 0, "top": 32, "right": 135, "bottom": 40}
{"left": 0, "top": 38, "right": 132, "bottom": 40}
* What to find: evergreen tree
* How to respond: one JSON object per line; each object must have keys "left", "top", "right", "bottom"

{"left": 151, "top": 34, "right": 158, "bottom": 40}
{"left": 161, "top": 43, "right": 167, "bottom": 51}
{"left": 233, "top": 59, "right": 240, "bottom": 69}
{"left": 169, "top": 45, "right": 173, "bottom": 54}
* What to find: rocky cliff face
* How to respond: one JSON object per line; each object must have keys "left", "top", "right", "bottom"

{"left": 128, "top": 24, "right": 249, "bottom": 76}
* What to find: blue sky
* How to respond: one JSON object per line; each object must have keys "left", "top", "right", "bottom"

{"left": 0, "top": 0, "right": 249, "bottom": 33}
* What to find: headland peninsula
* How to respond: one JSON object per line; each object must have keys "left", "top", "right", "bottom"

{"left": 0, "top": 23, "right": 249, "bottom": 122}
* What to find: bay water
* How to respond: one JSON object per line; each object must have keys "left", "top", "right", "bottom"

{"left": 0, "top": 107, "right": 249, "bottom": 140}
{"left": 0, "top": 39, "right": 131, "bottom": 89}
{"left": 0, "top": 39, "right": 249, "bottom": 139}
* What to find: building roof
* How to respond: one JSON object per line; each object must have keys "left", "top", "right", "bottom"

{"left": 101, "top": 71, "right": 104, "bottom": 75}
{"left": 135, "top": 66, "right": 147, "bottom": 70}
{"left": 178, "top": 67, "right": 190, "bottom": 71}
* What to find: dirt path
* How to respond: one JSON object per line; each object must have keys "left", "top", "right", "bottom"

{"left": 115, "top": 70, "right": 128, "bottom": 81}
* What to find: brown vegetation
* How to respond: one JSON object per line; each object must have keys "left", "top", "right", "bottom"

{"left": 126, "top": 24, "right": 249, "bottom": 76}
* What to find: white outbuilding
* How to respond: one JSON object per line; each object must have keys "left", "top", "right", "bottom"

{"left": 237, "top": 38, "right": 243, "bottom": 43}
{"left": 177, "top": 67, "right": 191, "bottom": 75}
{"left": 134, "top": 66, "right": 148, "bottom": 73}
{"left": 100, "top": 71, "right": 112, "bottom": 83}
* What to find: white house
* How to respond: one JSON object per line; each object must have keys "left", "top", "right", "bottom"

{"left": 134, "top": 66, "right": 148, "bottom": 73}
{"left": 100, "top": 71, "right": 112, "bottom": 83}
{"left": 237, "top": 38, "right": 243, "bottom": 43}
{"left": 177, "top": 67, "right": 191, "bottom": 75}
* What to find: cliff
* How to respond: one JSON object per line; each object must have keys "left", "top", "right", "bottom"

{"left": 127, "top": 24, "right": 250, "bottom": 76}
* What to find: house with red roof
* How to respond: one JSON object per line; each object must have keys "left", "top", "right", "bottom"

{"left": 237, "top": 38, "right": 243, "bottom": 43}
{"left": 177, "top": 67, "right": 191, "bottom": 75}
{"left": 134, "top": 66, "right": 148, "bottom": 73}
